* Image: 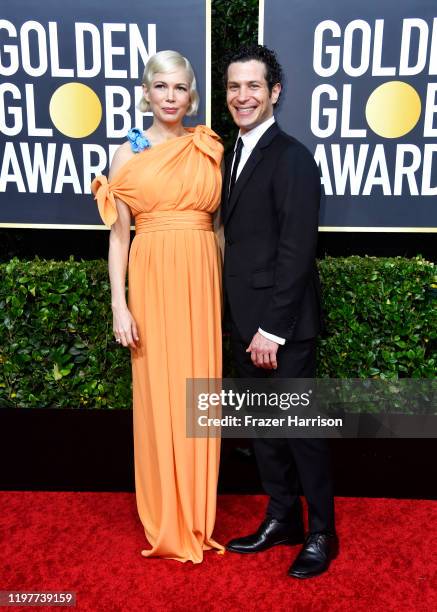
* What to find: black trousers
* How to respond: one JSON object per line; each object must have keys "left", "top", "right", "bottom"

{"left": 231, "top": 330, "right": 335, "bottom": 534}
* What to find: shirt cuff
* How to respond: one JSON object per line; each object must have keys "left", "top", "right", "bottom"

{"left": 258, "top": 327, "right": 286, "bottom": 345}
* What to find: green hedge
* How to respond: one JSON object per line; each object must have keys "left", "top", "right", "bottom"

{"left": 0, "top": 258, "right": 131, "bottom": 409}
{"left": 211, "top": 0, "right": 259, "bottom": 149}
{"left": 0, "top": 256, "right": 435, "bottom": 409}
{"left": 318, "top": 256, "right": 436, "bottom": 378}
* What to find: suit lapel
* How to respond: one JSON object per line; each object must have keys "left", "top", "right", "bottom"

{"left": 225, "top": 149, "right": 262, "bottom": 223}
{"left": 222, "top": 151, "right": 233, "bottom": 215}
{"left": 224, "top": 122, "right": 280, "bottom": 225}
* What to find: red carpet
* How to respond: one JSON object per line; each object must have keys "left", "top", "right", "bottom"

{"left": 1, "top": 492, "right": 436, "bottom": 611}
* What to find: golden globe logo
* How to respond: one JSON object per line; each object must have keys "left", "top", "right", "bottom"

{"left": 49, "top": 83, "right": 103, "bottom": 138}
{"left": 0, "top": 20, "right": 156, "bottom": 194}
{"left": 311, "top": 18, "right": 437, "bottom": 196}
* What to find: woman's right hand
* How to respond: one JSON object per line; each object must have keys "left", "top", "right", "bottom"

{"left": 112, "top": 305, "right": 140, "bottom": 349}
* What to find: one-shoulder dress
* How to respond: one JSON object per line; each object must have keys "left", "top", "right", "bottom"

{"left": 91, "top": 125, "right": 224, "bottom": 563}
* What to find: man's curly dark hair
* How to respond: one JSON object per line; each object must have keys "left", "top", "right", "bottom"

{"left": 223, "top": 44, "right": 283, "bottom": 106}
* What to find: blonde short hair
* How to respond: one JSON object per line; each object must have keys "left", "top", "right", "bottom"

{"left": 138, "top": 50, "right": 199, "bottom": 116}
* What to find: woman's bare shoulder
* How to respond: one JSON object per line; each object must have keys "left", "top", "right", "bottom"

{"left": 109, "top": 141, "right": 135, "bottom": 179}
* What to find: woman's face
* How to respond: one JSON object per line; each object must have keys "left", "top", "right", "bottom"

{"left": 143, "top": 68, "right": 191, "bottom": 124}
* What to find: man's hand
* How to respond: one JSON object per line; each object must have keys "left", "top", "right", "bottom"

{"left": 246, "top": 331, "right": 279, "bottom": 369}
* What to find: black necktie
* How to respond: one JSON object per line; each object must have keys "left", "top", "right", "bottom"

{"left": 229, "top": 137, "right": 243, "bottom": 197}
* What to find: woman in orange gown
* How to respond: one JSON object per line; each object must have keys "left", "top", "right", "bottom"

{"left": 91, "top": 50, "right": 224, "bottom": 563}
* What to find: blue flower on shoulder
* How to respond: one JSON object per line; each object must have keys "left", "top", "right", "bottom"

{"left": 127, "top": 128, "right": 152, "bottom": 153}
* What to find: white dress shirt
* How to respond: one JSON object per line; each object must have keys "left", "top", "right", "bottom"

{"left": 230, "top": 115, "right": 286, "bottom": 346}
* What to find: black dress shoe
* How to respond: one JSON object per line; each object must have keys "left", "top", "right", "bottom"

{"left": 288, "top": 532, "right": 339, "bottom": 578}
{"left": 226, "top": 518, "right": 305, "bottom": 553}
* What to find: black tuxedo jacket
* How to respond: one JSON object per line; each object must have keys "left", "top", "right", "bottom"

{"left": 222, "top": 122, "right": 323, "bottom": 344}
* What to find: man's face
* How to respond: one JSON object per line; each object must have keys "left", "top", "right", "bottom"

{"left": 226, "top": 60, "right": 281, "bottom": 133}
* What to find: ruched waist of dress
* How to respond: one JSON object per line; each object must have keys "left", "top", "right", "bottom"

{"left": 135, "top": 210, "right": 213, "bottom": 234}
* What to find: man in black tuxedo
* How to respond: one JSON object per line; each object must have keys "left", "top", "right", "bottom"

{"left": 222, "top": 45, "right": 338, "bottom": 578}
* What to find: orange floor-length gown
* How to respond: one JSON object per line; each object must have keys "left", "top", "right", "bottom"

{"left": 92, "top": 125, "right": 224, "bottom": 563}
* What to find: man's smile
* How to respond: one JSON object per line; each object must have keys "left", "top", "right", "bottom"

{"left": 235, "top": 106, "right": 258, "bottom": 115}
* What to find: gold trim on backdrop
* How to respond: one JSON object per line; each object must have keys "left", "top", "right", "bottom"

{"left": 0, "top": 223, "right": 108, "bottom": 230}
{"left": 1, "top": 223, "right": 435, "bottom": 232}
{"left": 258, "top": 0, "right": 265, "bottom": 44}
{"left": 206, "top": 0, "right": 211, "bottom": 127}
{"left": 319, "top": 226, "right": 437, "bottom": 233}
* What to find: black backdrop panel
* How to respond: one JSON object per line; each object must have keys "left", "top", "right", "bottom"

{"left": 261, "top": 0, "right": 437, "bottom": 231}
{"left": 0, "top": 0, "right": 208, "bottom": 227}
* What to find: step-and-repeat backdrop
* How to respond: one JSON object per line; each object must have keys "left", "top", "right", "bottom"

{"left": 0, "top": 0, "right": 209, "bottom": 228}
{"left": 260, "top": 0, "right": 437, "bottom": 231}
